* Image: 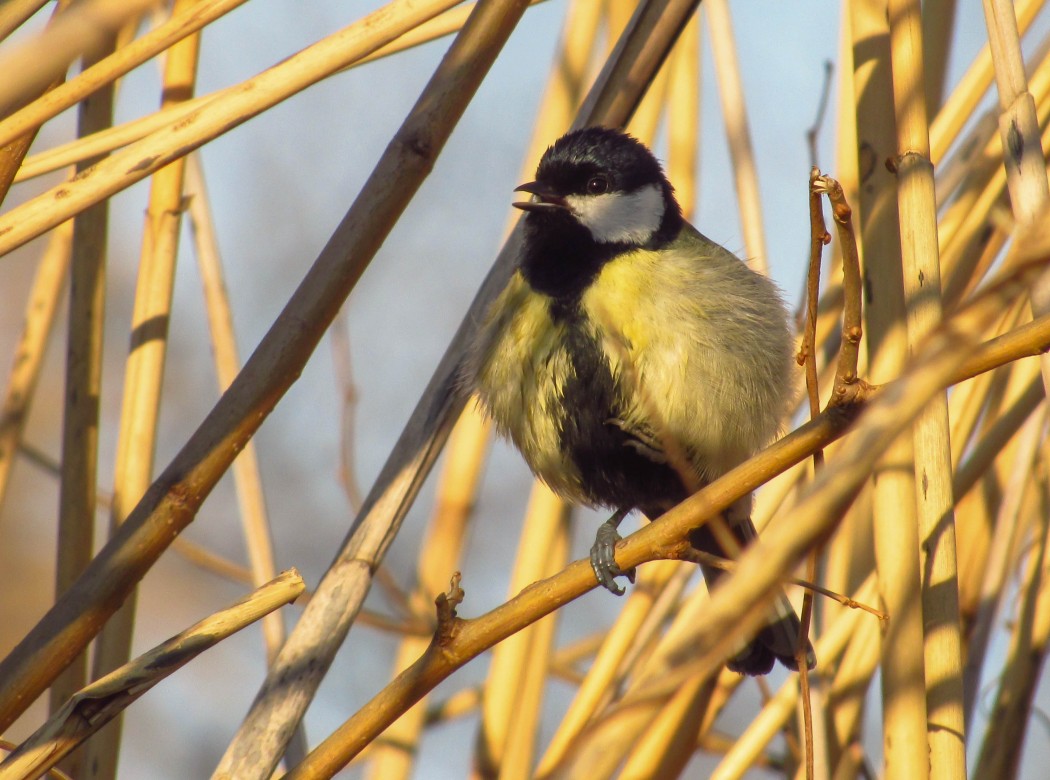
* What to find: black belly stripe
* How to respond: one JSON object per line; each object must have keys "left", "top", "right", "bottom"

{"left": 554, "top": 308, "right": 688, "bottom": 511}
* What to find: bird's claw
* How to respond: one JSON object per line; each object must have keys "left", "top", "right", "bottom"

{"left": 590, "top": 520, "right": 636, "bottom": 596}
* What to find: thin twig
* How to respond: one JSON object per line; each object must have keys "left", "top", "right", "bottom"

{"left": 184, "top": 152, "right": 286, "bottom": 662}
{"left": 801, "top": 167, "right": 830, "bottom": 423}
{"left": 776, "top": 166, "right": 833, "bottom": 780}
{"left": 806, "top": 61, "right": 834, "bottom": 169}
{"left": 798, "top": 565, "right": 816, "bottom": 780}
{"left": 811, "top": 174, "right": 863, "bottom": 399}
{"left": 329, "top": 309, "right": 365, "bottom": 513}
{"left": 0, "top": 218, "right": 72, "bottom": 510}
{"left": 680, "top": 549, "right": 886, "bottom": 621}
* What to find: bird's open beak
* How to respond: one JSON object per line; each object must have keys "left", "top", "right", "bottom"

{"left": 513, "top": 181, "right": 568, "bottom": 212}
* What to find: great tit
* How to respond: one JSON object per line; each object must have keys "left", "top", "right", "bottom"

{"left": 468, "top": 126, "right": 815, "bottom": 675}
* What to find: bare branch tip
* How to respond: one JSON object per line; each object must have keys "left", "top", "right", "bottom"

{"left": 434, "top": 572, "right": 465, "bottom": 640}
{"left": 443, "top": 572, "right": 464, "bottom": 607}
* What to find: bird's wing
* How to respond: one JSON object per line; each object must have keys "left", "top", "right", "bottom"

{"left": 606, "top": 417, "right": 668, "bottom": 464}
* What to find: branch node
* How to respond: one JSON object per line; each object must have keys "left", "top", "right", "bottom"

{"left": 831, "top": 379, "right": 876, "bottom": 408}
{"left": 796, "top": 344, "right": 810, "bottom": 367}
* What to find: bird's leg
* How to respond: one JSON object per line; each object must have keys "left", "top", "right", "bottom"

{"left": 590, "top": 508, "right": 636, "bottom": 596}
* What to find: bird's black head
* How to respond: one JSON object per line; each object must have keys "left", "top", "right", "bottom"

{"left": 514, "top": 128, "right": 684, "bottom": 306}
{"left": 514, "top": 127, "right": 683, "bottom": 247}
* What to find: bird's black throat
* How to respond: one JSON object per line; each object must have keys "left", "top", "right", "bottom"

{"left": 519, "top": 202, "right": 682, "bottom": 309}
{"left": 519, "top": 212, "right": 620, "bottom": 306}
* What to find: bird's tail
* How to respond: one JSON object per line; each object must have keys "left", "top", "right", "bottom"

{"left": 689, "top": 516, "right": 816, "bottom": 676}
{"left": 718, "top": 591, "right": 815, "bottom": 676}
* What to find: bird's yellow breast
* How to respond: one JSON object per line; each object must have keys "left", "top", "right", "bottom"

{"left": 472, "top": 272, "right": 584, "bottom": 498}
{"left": 581, "top": 246, "right": 663, "bottom": 356}
{"left": 578, "top": 232, "right": 789, "bottom": 477}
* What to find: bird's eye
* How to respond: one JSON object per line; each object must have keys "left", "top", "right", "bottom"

{"left": 586, "top": 175, "right": 610, "bottom": 195}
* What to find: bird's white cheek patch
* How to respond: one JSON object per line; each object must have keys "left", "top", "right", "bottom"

{"left": 565, "top": 183, "right": 665, "bottom": 244}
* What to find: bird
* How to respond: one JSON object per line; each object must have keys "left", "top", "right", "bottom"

{"left": 466, "top": 126, "right": 814, "bottom": 675}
